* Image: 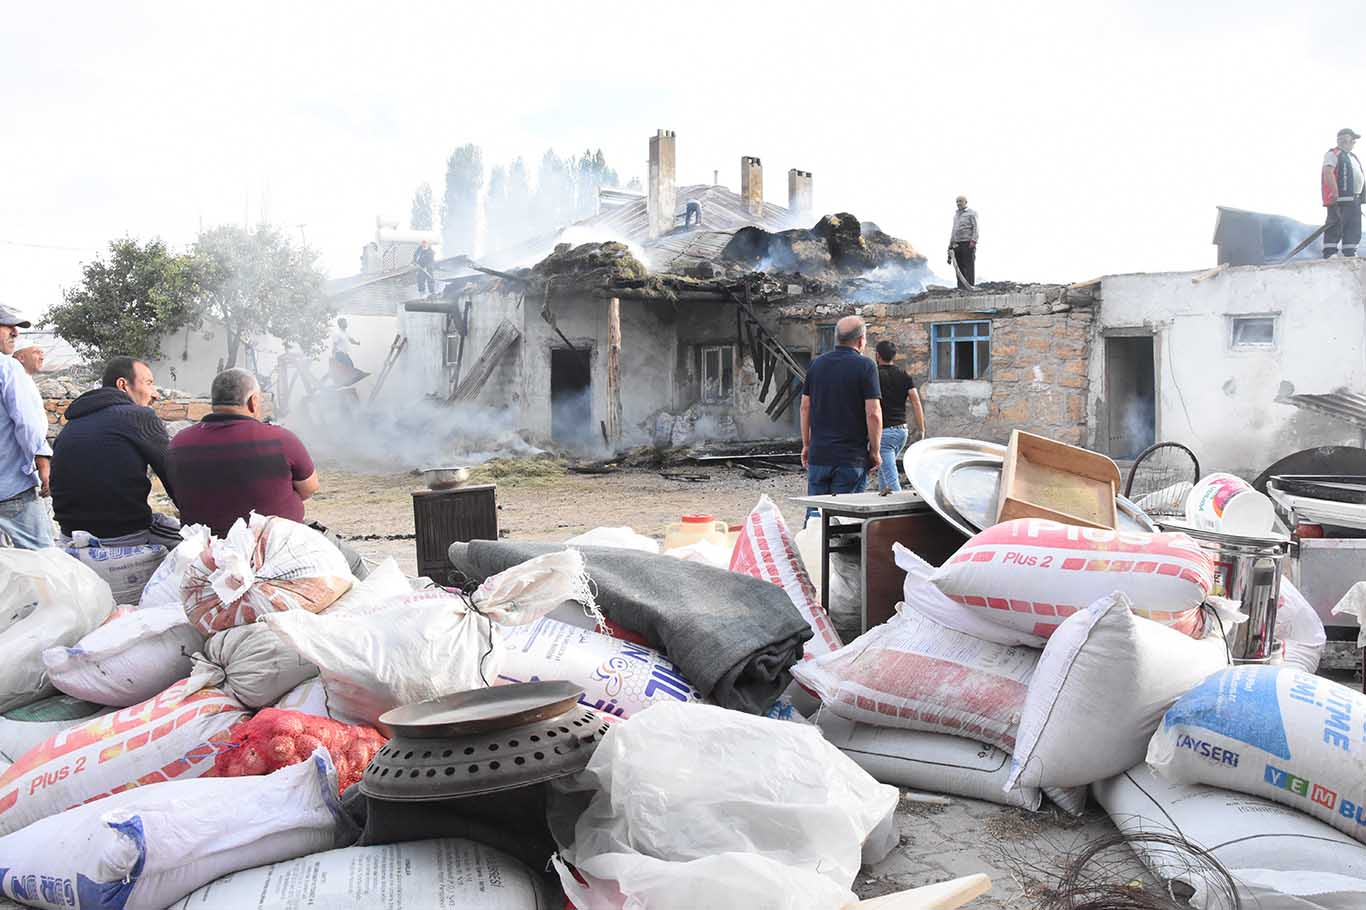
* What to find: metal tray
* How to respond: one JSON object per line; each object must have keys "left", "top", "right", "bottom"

{"left": 904, "top": 437, "right": 1156, "bottom": 536}
{"left": 1270, "top": 475, "right": 1366, "bottom": 505}
{"left": 378, "top": 681, "right": 585, "bottom": 738}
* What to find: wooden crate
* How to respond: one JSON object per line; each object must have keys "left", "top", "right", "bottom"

{"left": 412, "top": 484, "right": 499, "bottom": 583}
{"left": 996, "top": 430, "right": 1121, "bottom": 529}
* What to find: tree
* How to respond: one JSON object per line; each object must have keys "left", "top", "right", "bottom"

{"left": 573, "top": 148, "right": 620, "bottom": 219}
{"left": 440, "top": 144, "right": 484, "bottom": 255}
{"left": 191, "top": 224, "right": 331, "bottom": 369}
{"left": 409, "top": 182, "right": 434, "bottom": 231}
{"left": 532, "top": 148, "right": 574, "bottom": 236}
{"left": 43, "top": 237, "right": 203, "bottom": 365}
{"left": 484, "top": 165, "right": 508, "bottom": 253}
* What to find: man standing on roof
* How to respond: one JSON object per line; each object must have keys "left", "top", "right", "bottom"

{"left": 948, "top": 195, "right": 978, "bottom": 288}
{"left": 1323, "top": 128, "right": 1365, "bottom": 258}
{"left": 800, "top": 315, "right": 882, "bottom": 519}
{"left": 0, "top": 304, "right": 53, "bottom": 547}
{"left": 413, "top": 239, "right": 437, "bottom": 296}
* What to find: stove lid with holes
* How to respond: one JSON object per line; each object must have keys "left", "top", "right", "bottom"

{"left": 378, "top": 680, "right": 586, "bottom": 738}
{"left": 360, "top": 701, "right": 611, "bottom": 801}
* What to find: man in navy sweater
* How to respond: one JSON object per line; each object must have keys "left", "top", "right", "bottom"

{"left": 50, "top": 357, "right": 180, "bottom": 546}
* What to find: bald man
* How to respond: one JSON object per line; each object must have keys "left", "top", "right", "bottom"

{"left": 13, "top": 346, "right": 44, "bottom": 376}
{"left": 800, "top": 315, "right": 882, "bottom": 518}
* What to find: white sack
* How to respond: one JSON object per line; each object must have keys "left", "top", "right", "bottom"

{"left": 62, "top": 535, "right": 167, "bottom": 605}
{"left": 194, "top": 623, "right": 318, "bottom": 708}
{"left": 1007, "top": 592, "right": 1229, "bottom": 791}
{"left": 1277, "top": 577, "right": 1326, "bottom": 674}
{"left": 1148, "top": 666, "right": 1366, "bottom": 845}
{"left": 662, "top": 538, "right": 733, "bottom": 569}
{"left": 565, "top": 526, "right": 659, "bottom": 553}
{"left": 322, "top": 557, "right": 412, "bottom": 616}
{"left": 0, "top": 549, "right": 116, "bottom": 713}
{"left": 264, "top": 550, "right": 589, "bottom": 728}
{"left": 499, "top": 617, "right": 703, "bottom": 719}
{"left": 1044, "top": 786, "right": 1088, "bottom": 817}
{"left": 1094, "top": 762, "right": 1366, "bottom": 910}
{"left": 791, "top": 605, "right": 1037, "bottom": 753}
{"left": 271, "top": 677, "right": 332, "bottom": 719}
{"left": 894, "top": 518, "right": 1212, "bottom": 646}
{"left": 816, "top": 709, "right": 1042, "bottom": 810}
{"left": 1332, "top": 582, "right": 1366, "bottom": 647}
{"left": 167, "top": 838, "right": 549, "bottom": 910}
{"left": 730, "top": 495, "right": 843, "bottom": 660}
{"left": 0, "top": 669, "right": 248, "bottom": 836}
{"left": 795, "top": 516, "right": 863, "bottom": 635}
{"left": 42, "top": 608, "right": 205, "bottom": 707}
{"left": 556, "top": 702, "right": 898, "bottom": 910}
{"left": 0, "top": 749, "right": 353, "bottom": 910}
{"left": 0, "top": 696, "right": 114, "bottom": 763}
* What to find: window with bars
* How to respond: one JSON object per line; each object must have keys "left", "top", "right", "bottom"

{"left": 699, "top": 344, "right": 735, "bottom": 403}
{"left": 930, "top": 321, "right": 991, "bottom": 380}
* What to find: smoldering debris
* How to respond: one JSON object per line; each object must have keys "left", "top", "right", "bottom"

{"left": 721, "top": 213, "right": 927, "bottom": 281}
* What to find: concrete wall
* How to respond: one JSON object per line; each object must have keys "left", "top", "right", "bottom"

{"left": 1092, "top": 259, "right": 1366, "bottom": 477}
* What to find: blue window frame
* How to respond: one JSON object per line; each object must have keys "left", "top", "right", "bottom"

{"left": 930, "top": 321, "right": 991, "bottom": 380}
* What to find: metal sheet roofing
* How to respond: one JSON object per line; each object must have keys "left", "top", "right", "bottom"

{"left": 1283, "top": 391, "right": 1366, "bottom": 431}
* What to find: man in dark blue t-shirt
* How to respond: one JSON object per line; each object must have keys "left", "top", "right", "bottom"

{"left": 800, "top": 315, "right": 882, "bottom": 517}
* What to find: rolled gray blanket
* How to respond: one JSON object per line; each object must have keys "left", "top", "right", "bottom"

{"left": 449, "top": 540, "right": 811, "bottom": 715}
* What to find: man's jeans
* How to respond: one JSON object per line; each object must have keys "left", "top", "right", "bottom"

{"left": 0, "top": 488, "right": 54, "bottom": 549}
{"left": 805, "top": 463, "right": 869, "bottom": 522}
{"left": 878, "top": 425, "right": 909, "bottom": 492}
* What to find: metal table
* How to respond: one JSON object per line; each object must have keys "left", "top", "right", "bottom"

{"left": 790, "top": 491, "right": 933, "bottom": 630}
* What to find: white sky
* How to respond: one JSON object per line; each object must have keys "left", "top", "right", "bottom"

{"left": 2, "top": 0, "right": 1363, "bottom": 317}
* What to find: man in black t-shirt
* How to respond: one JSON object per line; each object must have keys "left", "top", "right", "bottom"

{"left": 800, "top": 316, "right": 882, "bottom": 520}
{"left": 874, "top": 340, "right": 926, "bottom": 493}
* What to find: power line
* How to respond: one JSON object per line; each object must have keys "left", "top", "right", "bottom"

{"left": 0, "top": 239, "right": 97, "bottom": 253}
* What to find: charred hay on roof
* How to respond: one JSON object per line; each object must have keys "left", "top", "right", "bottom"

{"left": 721, "top": 213, "right": 925, "bottom": 280}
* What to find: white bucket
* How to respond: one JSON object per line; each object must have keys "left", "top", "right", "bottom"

{"left": 1185, "top": 472, "right": 1275, "bottom": 536}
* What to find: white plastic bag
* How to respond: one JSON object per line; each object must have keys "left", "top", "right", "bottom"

{"left": 895, "top": 518, "right": 1212, "bottom": 646}
{"left": 167, "top": 839, "right": 549, "bottom": 910}
{"left": 555, "top": 702, "right": 898, "bottom": 910}
{"left": 272, "top": 676, "right": 333, "bottom": 719}
{"left": 565, "top": 526, "right": 660, "bottom": 553}
{"left": 62, "top": 534, "right": 167, "bottom": 605}
{"left": 499, "top": 617, "right": 703, "bottom": 718}
{"left": 730, "top": 495, "right": 843, "bottom": 660}
{"left": 0, "top": 669, "right": 248, "bottom": 836}
{"left": 194, "top": 623, "right": 319, "bottom": 708}
{"left": 0, "top": 549, "right": 116, "bottom": 713}
{"left": 42, "top": 607, "right": 205, "bottom": 707}
{"left": 791, "top": 605, "right": 1037, "bottom": 753}
{"left": 795, "top": 516, "right": 863, "bottom": 635}
{"left": 1277, "top": 577, "right": 1325, "bottom": 674}
{"left": 1148, "top": 666, "right": 1366, "bottom": 844}
{"left": 662, "top": 538, "right": 733, "bottom": 569}
{"left": 816, "top": 709, "right": 1042, "bottom": 810}
{"left": 323, "top": 557, "right": 412, "bottom": 616}
{"left": 0, "top": 749, "right": 353, "bottom": 910}
{"left": 1007, "top": 591, "right": 1229, "bottom": 791}
{"left": 1095, "top": 762, "right": 1366, "bottom": 910}
{"left": 265, "top": 550, "right": 593, "bottom": 728}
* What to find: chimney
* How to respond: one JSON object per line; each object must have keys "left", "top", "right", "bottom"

{"left": 741, "top": 156, "right": 764, "bottom": 218}
{"left": 713, "top": 169, "right": 719, "bottom": 186}
{"left": 647, "top": 129, "right": 677, "bottom": 240}
{"left": 788, "top": 169, "right": 813, "bottom": 220}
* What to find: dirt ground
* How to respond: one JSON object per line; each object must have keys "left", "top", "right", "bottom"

{"left": 302, "top": 458, "right": 812, "bottom": 575}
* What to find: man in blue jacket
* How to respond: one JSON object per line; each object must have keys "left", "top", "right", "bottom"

{"left": 50, "top": 356, "right": 180, "bottom": 547}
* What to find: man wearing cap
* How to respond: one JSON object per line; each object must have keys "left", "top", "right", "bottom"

{"left": 1323, "top": 128, "right": 1365, "bottom": 258}
{"left": 0, "top": 304, "right": 54, "bottom": 547}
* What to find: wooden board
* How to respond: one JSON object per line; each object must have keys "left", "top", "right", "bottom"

{"left": 845, "top": 874, "right": 991, "bottom": 909}
{"left": 996, "top": 429, "right": 1120, "bottom": 530}
{"left": 863, "top": 511, "right": 965, "bottom": 631}
{"left": 450, "top": 319, "right": 521, "bottom": 402}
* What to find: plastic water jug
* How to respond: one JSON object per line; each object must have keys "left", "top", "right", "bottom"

{"left": 663, "top": 514, "right": 729, "bottom": 551}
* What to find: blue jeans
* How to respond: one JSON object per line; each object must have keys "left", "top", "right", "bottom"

{"left": 878, "top": 425, "right": 909, "bottom": 492}
{"left": 805, "top": 463, "right": 869, "bottom": 522}
{"left": 0, "top": 488, "right": 54, "bottom": 549}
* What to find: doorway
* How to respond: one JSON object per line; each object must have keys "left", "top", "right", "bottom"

{"left": 551, "top": 348, "right": 593, "bottom": 447}
{"left": 1104, "top": 336, "right": 1156, "bottom": 458}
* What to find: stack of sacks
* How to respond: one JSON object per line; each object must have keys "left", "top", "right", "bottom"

{"left": 0, "top": 548, "right": 116, "bottom": 714}
{"left": 263, "top": 550, "right": 599, "bottom": 728}
{"left": 62, "top": 530, "right": 168, "bottom": 605}
{"left": 0, "top": 749, "right": 358, "bottom": 910}
{"left": 796, "top": 517, "right": 1231, "bottom": 815}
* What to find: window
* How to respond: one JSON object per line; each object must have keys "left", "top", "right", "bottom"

{"left": 930, "top": 321, "right": 991, "bottom": 380}
{"left": 1230, "top": 315, "right": 1277, "bottom": 351}
{"left": 700, "top": 345, "right": 735, "bottom": 403}
{"left": 443, "top": 312, "right": 464, "bottom": 367}
{"left": 816, "top": 324, "right": 837, "bottom": 354}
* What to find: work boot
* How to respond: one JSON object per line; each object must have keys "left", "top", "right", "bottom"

{"left": 1324, "top": 247, "right": 1339, "bottom": 259}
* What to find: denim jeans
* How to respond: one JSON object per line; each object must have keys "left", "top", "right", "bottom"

{"left": 0, "top": 488, "right": 55, "bottom": 549}
{"left": 805, "top": 463, "right": 869, "bottom": 522}
{"left": 878, "top": 425, "right": 909, "bottom": 492}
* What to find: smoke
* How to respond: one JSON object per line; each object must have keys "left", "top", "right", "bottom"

{"left": 847, "top": 261, "right": 950, "bottom": 302}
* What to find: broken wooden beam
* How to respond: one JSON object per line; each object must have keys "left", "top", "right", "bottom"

{"left": 449, "top": 318, "right": 521, "bottom": 402}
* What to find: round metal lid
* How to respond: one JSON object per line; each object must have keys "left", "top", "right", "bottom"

{"left": 378, "top": 681, "right": 586, "bottom": 739}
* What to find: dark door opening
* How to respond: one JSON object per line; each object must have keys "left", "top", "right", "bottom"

{"left": 1104, "top": 336, "right": 1156, "bottom": 459}
{"left": 551, "top": 348, "right": 593, "bottom": 447}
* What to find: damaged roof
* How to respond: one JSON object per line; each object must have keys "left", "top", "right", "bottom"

{"left": 578, "top": 183, "right": 799, "bottom": 245}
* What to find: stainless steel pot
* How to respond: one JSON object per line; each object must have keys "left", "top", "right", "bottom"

{"left": 1160, "top": 520, "right": 1289, "bottom": 662}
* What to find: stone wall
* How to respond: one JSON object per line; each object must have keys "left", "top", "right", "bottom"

{"left": 773, "top": 284, "right": 1097, "bottom": 446}
{"left": 37, "top": 376, "right": 215, "bottom": 440}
